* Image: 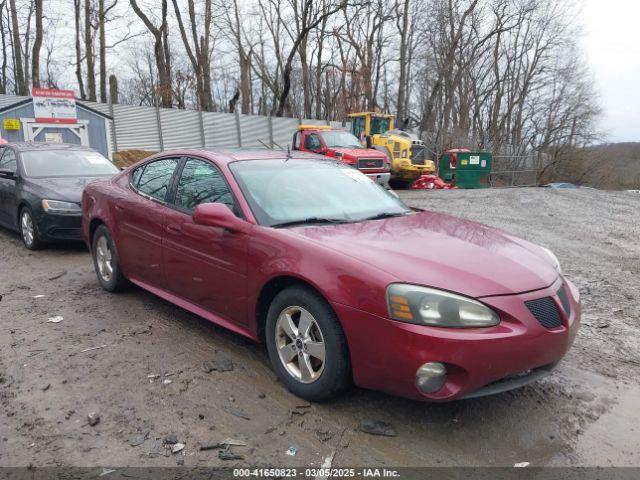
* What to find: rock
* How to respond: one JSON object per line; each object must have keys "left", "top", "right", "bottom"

{"left": 218, "top": 446, "right": 243, "bottom": 461}
{"left": 128, "top": 433, "right": 147, "bottom": 447}
{"left": 176, "top": 458, "right": 184, "bottom": 466}
{"left": 172, "top": 443, "right": 185, "bottom": 454}
{"left": 87, "top": 412, "right": 100, "bottom": 427}
{"left": 286, "top": 446, "right": 297, "bottom": 456}
{"left": 258, "top": 393, "right": 266, "bottom": 399}
{"left": 164, "top": 434, "right": 178, "bottom": 445}
{"left": 359, "top": 419, "right": 397, "bottom": 437}
{"left": 202, "top": 358, "right": 234, "bottom": 373}
{"left": 41, "top": 383, "right": 51, "bottom": 392}
{"left": 223, "top": 406, "right": 250, "bottom": 420}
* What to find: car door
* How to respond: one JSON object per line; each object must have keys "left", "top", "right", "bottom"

{"left": 0, "top": 147, "right": 19, "bottom": 229}
{"left": 114, "top": 157, "right": 180, "bottom": 288}
{"left": 162, "top": 157, "right": 249, "bottom": 326}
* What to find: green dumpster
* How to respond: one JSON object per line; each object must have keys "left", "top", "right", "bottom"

{"left": 438, "top": 150, "right": 492, "bottom": 189}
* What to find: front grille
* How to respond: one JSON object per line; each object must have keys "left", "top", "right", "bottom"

{"left": 411, "top": 144, "right": 426, "bottom": 165}
{"left": 357, "top": 158, "right": 384, "bottom": 170}
{"left": 525, "top": 297, "right": 563, "bottom": 329}
{"left": 557, "top": 285, "right": 571, "bottom": 316}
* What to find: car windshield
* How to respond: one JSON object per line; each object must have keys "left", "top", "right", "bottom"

{"left": 21, "top": 150, "right": 119, "bottom": 178}
{"left": 320, "top": 131, "right": 363, "bottom": 148}
{"left": 230, "top": 159, "right": 410, "bottom": 227}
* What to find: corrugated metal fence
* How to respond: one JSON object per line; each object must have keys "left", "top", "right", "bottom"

{"left": 87, "top": 100, "right": 348, "bottom": 153}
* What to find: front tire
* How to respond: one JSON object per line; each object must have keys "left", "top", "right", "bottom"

{"left": 92, "top": 225, "right": 128, "bottom": 292}
{"left": 266, "top": 286, "right": 351, "bottom": 401}
{"left": 19, "top": 206, "right": 44, "bottom": 250}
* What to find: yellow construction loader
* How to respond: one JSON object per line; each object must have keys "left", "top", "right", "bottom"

{"left": 347, "top": 112, "right": 435, "bottom": 185}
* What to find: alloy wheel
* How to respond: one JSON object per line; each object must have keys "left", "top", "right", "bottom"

{"left": 275, "top": 306, "right": 326, "bottom": 384}
{"left": 95, "top": 235, "right": 113, "bottom": 283}
{"left": 21, "top": 211, "right": 34, "bottom": 246}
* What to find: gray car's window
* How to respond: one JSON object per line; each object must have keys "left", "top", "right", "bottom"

{"left": 0, "top": 149, "right": 17, "bottom": 173}
{"left": 174, "top": 159, "right": 234, "bottom": 212}
{"left": 136, "top": 158, "right": 178, "bottom": 202}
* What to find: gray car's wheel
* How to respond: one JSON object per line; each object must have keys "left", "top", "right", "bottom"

{"left": 266, "top": 286, "right": 351, "bottom": 401}
{"left": 19, "top": 207, "right": 43, "bottom": 250}
{"left": 92, "top": 225, "right": 128, "bottom": 292}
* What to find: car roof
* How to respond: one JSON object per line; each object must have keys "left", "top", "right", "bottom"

{"left": 154, "top": 148, "right": 330, "bottom": 165}
{"left": 3, "top": 142, "right": 94, "bottom": 152}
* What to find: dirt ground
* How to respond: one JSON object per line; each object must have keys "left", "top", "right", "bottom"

{"left": 0, "top": 187, "right": 639, "bottom": 468}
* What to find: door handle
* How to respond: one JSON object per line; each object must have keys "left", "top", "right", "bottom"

{"left": 115, "top": 204, "right": 125, "bottom": 211}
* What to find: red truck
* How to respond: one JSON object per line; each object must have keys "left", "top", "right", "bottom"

{"left": 292, "top": 125, "right": 391, "bottom": 187}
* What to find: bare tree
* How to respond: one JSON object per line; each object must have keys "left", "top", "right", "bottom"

{"left": 129, "top": 0, "right": 172, "bottom": 107}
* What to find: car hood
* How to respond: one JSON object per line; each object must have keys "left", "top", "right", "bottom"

{"left": 329, "top": 147, "right": 386, "bottom": 159}
{"left": 25, "top": 176, "right": 111, "bottom": 203}
{"left": 291, "top": 211, "right": 559, "bottom": 298}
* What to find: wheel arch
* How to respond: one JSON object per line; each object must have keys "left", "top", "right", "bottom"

{"left": 255, "top": 275, "right": 337, "bottom": 344}
{"left": 88, "top": 217, "right": 106, "bottom": 246}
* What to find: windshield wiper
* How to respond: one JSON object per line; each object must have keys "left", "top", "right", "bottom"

{"left": 270, "top": 217, "right": 350, "bottom": 228}
{"left": 358, "top": 211, "right": 410, "bottom": 222}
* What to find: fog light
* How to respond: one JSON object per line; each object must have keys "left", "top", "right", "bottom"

{"left": 416, "top": 362, "right": 446, "bottom": 393}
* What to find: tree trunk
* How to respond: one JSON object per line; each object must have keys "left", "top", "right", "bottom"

{"left": 9, "top": 0, "right": 27, "bottom": 95}
{"left": 109, "top": 74, "right": 118, "bottom": 103}
{"left": 74, "top": 0, "right": 86, "bottom": 99}
{"left": 31, "top": 0, "right": 43, "bottom": 88}
{"left": 85, "top": 0, "right": 96, "bottom": 101}
{"left": 396, "top": 0, "right": 409, "bottom": 123}
{"left": 99, "top": 0, "right": 107, "bottom": 102}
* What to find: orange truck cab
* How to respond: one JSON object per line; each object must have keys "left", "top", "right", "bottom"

{"left": 293, "top": 125, "right": 391, "bottom": 187}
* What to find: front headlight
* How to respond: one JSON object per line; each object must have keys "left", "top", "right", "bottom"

{"left": 42, "top": 199, "right": 81, "bottom": 215}
{"left": 541, "top": 247, "right": 562, "bottom": 274}
{"left": 387, "top": 284, "right": 500, "bottom": 328}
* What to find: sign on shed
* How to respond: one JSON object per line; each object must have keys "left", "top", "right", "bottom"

{"left": 32, "top": 88, "right": 77, "bottom": 124}
{"left": 3, "top": 118, "right": 20, "bottom": 130}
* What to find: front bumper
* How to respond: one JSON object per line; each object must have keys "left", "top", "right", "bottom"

{"left": 34, "top": 211, "right": 83, "bottom": 241}
{"left": 335, "top": 276, "right": 580, "bottom": 402}
{"left": 392, "top": 162, "right": 436, "bottom": 181}
{"left": 366, "top": 172, "right": 391, "bottom": 188}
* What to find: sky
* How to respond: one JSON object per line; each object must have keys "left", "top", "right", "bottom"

{"left": 581, "top": 0, "right": 640, "bottom": 143}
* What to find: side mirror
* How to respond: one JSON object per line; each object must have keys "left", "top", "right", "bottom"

{"left": 193, "top": 203, "right": 250, "bottom": 233}
{"left": 0, "top": 169, "right": 16, "bottom": 180}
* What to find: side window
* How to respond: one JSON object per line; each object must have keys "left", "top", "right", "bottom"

{"left": 352, "top": 117, "right": 365, "bottom": 140}
{"left": 292, "top": 131, "right": 301, "bottom": 150}
{"left": 174, "top": 158, "right": 235, "bottom": 213}
{"left": 130, "top": 165, "right": 144, "bottom": 188}
{"left": 136, "top": 158, "right": 178, "bottom": 202}
{"left": 304, "top": 133, "right": 321, "bottom": 151}
{"left": 0, "top": 149, "right": 17, "bottom": 173}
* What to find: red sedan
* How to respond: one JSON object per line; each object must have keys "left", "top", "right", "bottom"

{"left": 82, "top": 150, "right": 580, "bottom": 402}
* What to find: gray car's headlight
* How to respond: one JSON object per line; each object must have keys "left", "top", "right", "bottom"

{"left": 541, "top": 247, "right": 562, "bottom": 274}
{"left": 387, "top": 284, "right": 500, "bottom": 328}
{"left": 42, "top": 199, "right": 81, "bottom": 215}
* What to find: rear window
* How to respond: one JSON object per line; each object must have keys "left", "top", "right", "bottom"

{"left": 21, "top": 150, "right": 119, "bottom": 178}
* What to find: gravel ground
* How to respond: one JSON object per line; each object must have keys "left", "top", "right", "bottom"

{"left": 0, "top": 187, "right": 638, "bottom": 468}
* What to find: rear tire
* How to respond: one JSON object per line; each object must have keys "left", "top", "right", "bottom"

{"left": 92, "top": 225, "right": 128, "bottom": 292}
{"left": 19, "top": 206, "right": 44, "bottom": 250}
{"left": 266, "top": 286, "right": 351, "bottom": 401}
